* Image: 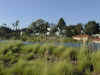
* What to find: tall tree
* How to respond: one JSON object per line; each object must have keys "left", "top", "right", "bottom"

{"left": 29, "top": 19, "right": 49, "bottom": 35}
{"left": 75, "top": 23, "right": 83, "bottom": 35}
{"left": 12, "top": 20, "right": 20, "bottom": 39}
{"left": 63, "top": 26, "right": 73, "bottom": 37}
{"left": 49, "top": 26, "right": 58, "bottom": 36}
{"left": 57, "top": 18, "right": 66, "bottom": 35}
{"left": 84, "top": 21, "right": 100, "bottom": 35}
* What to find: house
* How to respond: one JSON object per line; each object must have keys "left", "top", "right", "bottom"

{"left": 92, "top": 34, "right": 100, "bottom": 38}
{"left": 73, "top": 34, "right": 100, "bottom": 43}
{"left": 46, "top": 28, "right": 51, "bottom": 35}
{"left": 92, "top": 38, "right": 100, "bottom": 43}
{"left": 73, "top": 34, "right": 89, "bottom": 41}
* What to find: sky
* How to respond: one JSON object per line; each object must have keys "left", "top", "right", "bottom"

{"left": 0, "top": 0, "right": 100, "bottom": 28}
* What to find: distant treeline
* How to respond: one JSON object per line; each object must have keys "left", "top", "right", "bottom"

{"left": 0, "top": 18, "right": 100, "bottom": 39}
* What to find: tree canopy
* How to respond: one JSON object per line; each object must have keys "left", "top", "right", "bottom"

{"left": 57, "top": 18, "right": 66, "bottom": 35}
{"left": 0, "top": 18, "right": 100, "bottom": 39}
{"left": 84, "top": 21, "right": 100, "bottom": 35}
{"left": 29, "top": 19, "right": 49, "bottom": 35}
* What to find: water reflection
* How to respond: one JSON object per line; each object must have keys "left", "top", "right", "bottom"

{"left": 24, "top": 41, "right": 100, "bottom": 50}
{"left": 0, "top": 40, "right": 100, "bottom": 50}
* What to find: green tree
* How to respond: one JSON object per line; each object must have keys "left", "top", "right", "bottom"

{"left": 64, "top": 26, "right": 74, "bottom": 37}
{"left": 84, "top": 21, "right": 100, "bottom": 35}
{"left": 57, "top": 18, "right": 66, "bottom": 35}
{"left": 0, "top": 26, "right": 12, "bottom": 39}
{"left": 29, "top": 19, "right": 49, "bottom": 35}
{"left": 12, "top": 20, "right": 20, "bottom": 39}
{"left": 75, "top": 23, "right": 83, "bottom": 35}
{"left": 49, "top": 26, "right": 58, "bottom": 36}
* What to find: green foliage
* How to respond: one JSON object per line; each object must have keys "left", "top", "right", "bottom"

{"left": 74, "top": 23, "right": 83, "bottom": 35}
{"left": 49, "top": 26, "right": 58, "bottom": 36}
{"left": 29, "top": 19, "right": 49, "bottom": 35}
{"left": 48, "top": 61, "right": 73, "bottom": 75}
{"left": 0, "top": 41, "right": 99, "bottom": 75}
{"left": 84, "top": 21, "right": 100, "bottom": 35}
{"left": 57, "top": 18, "right": 66, "bottom": 30}
{"left": 57, "top": 18, "right": 66, "bottom": 35}
{"left": 0, "top": 19, "right": 100, "bottom": 39}
{"left": 91, "top": 51, "right": 100, "bottom": 72}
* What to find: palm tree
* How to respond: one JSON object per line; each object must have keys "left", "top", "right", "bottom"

{"left": 12, "top": 20, "right": 20, "bottom": 39}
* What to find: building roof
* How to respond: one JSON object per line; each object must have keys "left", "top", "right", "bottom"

{"left": 92, "top": 37, "right": 100, "bottom": 41}
{"left": 73, "top": 34, "right": 89, "bottom": 38}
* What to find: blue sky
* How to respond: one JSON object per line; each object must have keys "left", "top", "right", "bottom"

{"left": 0, "top": 0, "right": 100, "bottom": 28}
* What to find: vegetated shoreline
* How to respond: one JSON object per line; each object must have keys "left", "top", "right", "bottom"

{"left": 0, "top": 40, "right": 99, "bottom": 75}
{"left": 0, "top": 36, "right": 80, "bottom": 43}
{"left": 0, "top": 19, "right": 100, "bottom": 44}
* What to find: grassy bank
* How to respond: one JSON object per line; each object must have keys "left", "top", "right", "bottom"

{"left": 0, "top": 40, "right": 99, "bottom": 75}
{"left": 20, "top": 36, "right": 79, "bottom": 43}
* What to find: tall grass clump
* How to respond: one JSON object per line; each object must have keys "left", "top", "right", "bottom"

{"left": 91, "top": 50, "right": 100, "bottom": 73}
{"left": 77, "top": 47, "right": 94, "bottom": 74}
{"left": 20, "top": 43, "right": 41, "bottom": 60}
{"left": 48, "top": 60, "right": 74, "bottom": 75}
{"left": 60, "top": 47, "right": 79, "bottom": 62}
{"left": 0, "top": 40, "right": 22, "bottom": 55}
{"left": 0, "top": 40, "right": 23, "bottom": 66}
{"left": 20, "top": 44, "right": 40, "bottom": 54}
{"left": 52, "top": 45, "right": 65, "bottom": 57}
{"left": 0, "top": 40, "right": 100, "bottom": 75}
{"left": 4, "top": 59, "right": 46, "bottom": 75}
